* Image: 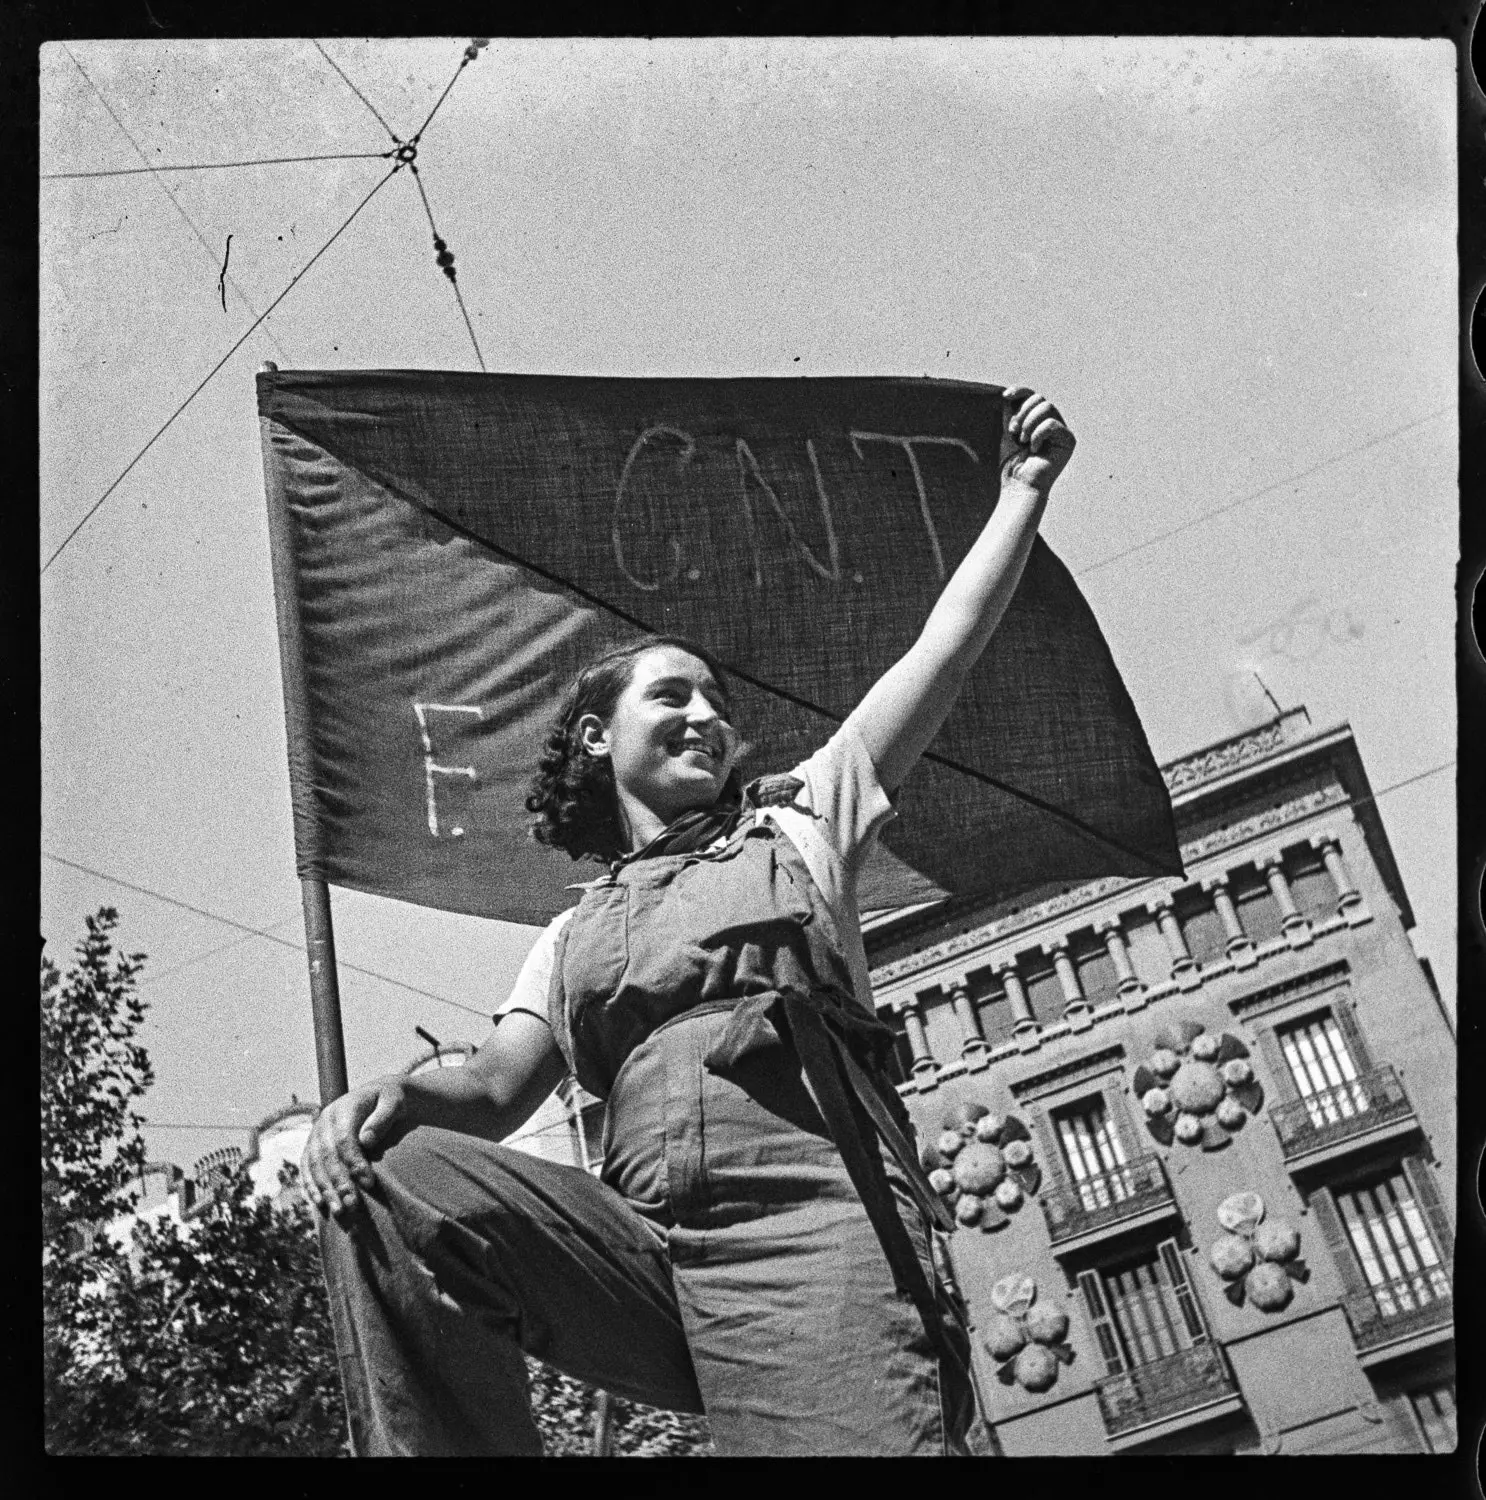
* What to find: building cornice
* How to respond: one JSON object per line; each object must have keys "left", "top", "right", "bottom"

{"left": 869, "top": 710, "right": 1413, "bottom": 981}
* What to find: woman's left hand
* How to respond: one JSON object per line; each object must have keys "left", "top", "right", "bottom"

{"left": 1000, "top": 386, "right": 1076, "bottom": 496}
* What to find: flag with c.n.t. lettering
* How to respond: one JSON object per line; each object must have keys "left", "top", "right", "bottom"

{"left": 258, "top": 368, "right": 1180, "bottom": 928}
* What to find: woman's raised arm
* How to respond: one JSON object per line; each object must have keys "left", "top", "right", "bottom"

{"left": 845, "top": 385, "right": 1076, "bottom": 795}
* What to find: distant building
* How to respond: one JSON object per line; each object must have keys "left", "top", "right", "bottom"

{"left": 865, "top": 708, "right": 1455, "bottom": 1456}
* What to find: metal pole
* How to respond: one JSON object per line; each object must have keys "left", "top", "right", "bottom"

{"left": 591, "top": 1390, "right": 614, "bottom": 1456}
{"left": 258, "top": 358, "right": 351, "bottom": 1107}
{"left": 302, "top": 876, "right": 349, "bottom": 1103}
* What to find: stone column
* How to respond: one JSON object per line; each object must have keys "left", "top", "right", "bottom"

{"left": 1096, "top": 915, "right": 1147, "bottom": 1010}
{"left": 1046, "top": 937, "right": 1092, "bottom": 1030}
{"left": 1148, "top": 894, "right": 1201, "bottom": 989}
{"left": 948, "top": 980, "right": 989, "bottom": 1069}
{"left": 1312, "top": 833, "right": 1366, "bottom": 924}
{"left": 895, "top": 997, "right": 938, "bottom": 1085}
{"left": 1261, "top": 852, "right": 1311, "bottom": 947}
{"left": 1203, "top": 873, "right": 1256, "bottom": 969}
{"left": 996, "top": 960, "right": 1041, "bottom": 1051}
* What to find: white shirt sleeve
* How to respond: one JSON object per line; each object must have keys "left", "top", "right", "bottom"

{"left": 760, "top": 718, "right": 896, "bottom": 1012}
{"left": 766, "top": 718, "right": 896, "bottom": 891}
{"left": 493, "top": 907, "right": 575, "bottom": 1025}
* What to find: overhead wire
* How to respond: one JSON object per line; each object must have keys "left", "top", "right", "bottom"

{"left": 1349, "top": 759, "right": 1453, "bottom": 809}
{"left": 147, "top": 915, "right": 300, "bottom": 983}
{"left": 1073, "top": 405, "right": 1453, "bottom": 578}
{"left": 60, "top": 46, "right": 290, "bottom": 362}
{"left": 311, "top": 40, "right": 402, "bottom": 145}
{"left": 408, "top": 164, "right": 486, "bottom": 370}
{"left": 40, "top": 158, "right": 403, "bottom": 576}
{"left": 42, "top": 851, "right": 492, "bottom": 1022}
{"left": 409, "top": 40, "right": 486, "bottom": 145}
{"left": 43, "top": 150, "right": 394, "bottom": 180}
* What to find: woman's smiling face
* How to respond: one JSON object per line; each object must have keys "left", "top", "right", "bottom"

{"left": 578, "top": 645, "right": 741, "bottom": 828}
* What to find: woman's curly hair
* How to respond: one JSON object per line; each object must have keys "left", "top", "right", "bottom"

{"left": 526, "top": 635, "right": 744, "bottom": 863}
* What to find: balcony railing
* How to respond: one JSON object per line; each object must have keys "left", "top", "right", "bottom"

{"left": 1094, "top": 1342, "right": 1239, "bottom": 1438}
{"left": 1340, "top": 1267, "right": 1454, "bottom": 1353}
{"left": 1042, "top": 1154, "right": 1175, "bottom": 1246}
{"left": 1268, "top": 1064, "right": 1415, "bottom": 1161}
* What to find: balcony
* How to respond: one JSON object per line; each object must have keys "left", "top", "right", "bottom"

{"left": 1095, "top": 1342, "right": 1244, "bottom": 1447}
{"left": 1041, "top": 1154, "right": 1180, "bottom": 1257}
{"left": 1268, "top": 1065, "right": 1419, "bottom": 1171}
{"left": 1341, "top": 1268, "right": 1454, "bottom": 1368}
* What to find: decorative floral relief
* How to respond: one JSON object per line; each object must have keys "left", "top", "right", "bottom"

{"left": 981, "top": 1273, "right": 1076, "bottom": 1392}
{"left": 919, "top": 1101, "right": 1041, "bottom": 1232}
{"left": 1207, "top": 1192, "right": 1309, "bottom": 1311}
{"left": 1131, "top": 1020, "right": 1264, "bottom": 1149}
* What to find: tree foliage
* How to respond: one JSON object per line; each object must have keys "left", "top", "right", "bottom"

{"left": 41, "top": 908, "right": 152, "bottom": 1265}
{"left": 526, "top": 1359, "right": 714, "bottom": 1457}
{"left": 42, "top": 907, "right": 153, "bottom": 1435}
{"left": 47, "top": 1166, "right": 350, "bottom": 1456}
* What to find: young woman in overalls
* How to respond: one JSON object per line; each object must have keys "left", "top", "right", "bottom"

{"left": 301, "top": 385, "right": 1076, "bottom": 1456}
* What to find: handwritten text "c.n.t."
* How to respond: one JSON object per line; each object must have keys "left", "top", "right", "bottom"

{"left": 611, "top": 427, "right": 981, "bottom": 593}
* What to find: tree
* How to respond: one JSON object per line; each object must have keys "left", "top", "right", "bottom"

{"left": 42, "top": 907, "right": 153, "bottom": 1446}
{"left": 49, "top": 1165, "right": 348, "bottom": 1456}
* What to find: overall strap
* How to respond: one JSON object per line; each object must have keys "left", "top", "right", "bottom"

{"left": 784, "top": 1005, "right": 969, "bottom": 1375}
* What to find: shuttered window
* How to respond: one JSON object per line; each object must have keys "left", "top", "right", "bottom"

{"left": 1277, "top": 1010, "right": 1367, "bottom": 1124}
{"left": 1079, "top": 1239, "right": 1207, "bottom": 1371}
{"left": 1053, "top": 1096, "right": 1130, "bottom": 1211}
{"left": 1333, "top": 1169, "right": 1450, "bottom": 1314}
{"left": 1406, "top": 1380, "right": 1456, "bottom": 1453}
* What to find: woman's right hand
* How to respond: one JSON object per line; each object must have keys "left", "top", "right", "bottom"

{"left": 300, "top": 1077, "right": 407, "bottom": 1223}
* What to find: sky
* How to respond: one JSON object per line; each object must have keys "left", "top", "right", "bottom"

{"left": 39, "top": 36, "right": 1458, "bottom": 1179}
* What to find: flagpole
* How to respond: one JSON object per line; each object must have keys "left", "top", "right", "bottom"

{"left": 258, "top": 359, "right": 350, "bottom": 1105}
{"left": 301, "top": 875, "right": 349, "bottom": 1101}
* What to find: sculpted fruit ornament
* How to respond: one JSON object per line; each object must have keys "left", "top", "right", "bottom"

{"left": 920, "top": 1100, "right": 1041, "bottom": 1231}
{"left": 1208, "top": 1192, "right": 1309, "bottom": 1311}
{"left": 983, "top": 1275, "right": 1076, "bottom": 1393}
{"left": 1132, "top": 1020, "right": 1264, "bottom": 1150}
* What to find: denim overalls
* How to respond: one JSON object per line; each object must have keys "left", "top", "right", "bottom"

{"left": 318, "top": 800, "right": 980, "bottom": 1456}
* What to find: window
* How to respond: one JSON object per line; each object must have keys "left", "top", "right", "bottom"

{"left": 1174, "top": 891, "right": 1226, "bottom": 965}
{"left": 1285, "top": 845, "right": 1336, "bottom": 919}
{"left": 1405, "top": 1379, "right": 1456, "bottom": 1453}
{"left": 1078, "top": 1239, "right": 1207, "bottom": 1373}
{"left": 1333, "top": 1168, "right": 1450, "bottom": 1314}
{"left": 1277, "top": 1009, "right": 1367, "bottom": 1124}
{"left": 1053, "top": 1096, "right": 1131, "bottom": 1212}
{"left": 1230, "top": 865, "right": 1284, "bottom": 942}
{"left": 967, "top": 967, "right": 1016, "bottom": 1048}
{"left": 1072, "top": 937, "right": 1118, "bottom": 1006}
{"left": 1021, "top": 960, "right": 1065, "bottom": 1025}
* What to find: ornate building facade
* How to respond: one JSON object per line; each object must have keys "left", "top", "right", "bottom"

{"left": 867, "top": 708, "right": 1456, "bottom": 1457}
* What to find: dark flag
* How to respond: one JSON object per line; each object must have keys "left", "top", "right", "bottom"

{"left": 259, "top": 369, "right": 1180, "bottom": 928}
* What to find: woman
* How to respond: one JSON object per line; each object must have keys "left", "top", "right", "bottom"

{"left": 302, "top": 385, "right": 1075, "bottom": 1456}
